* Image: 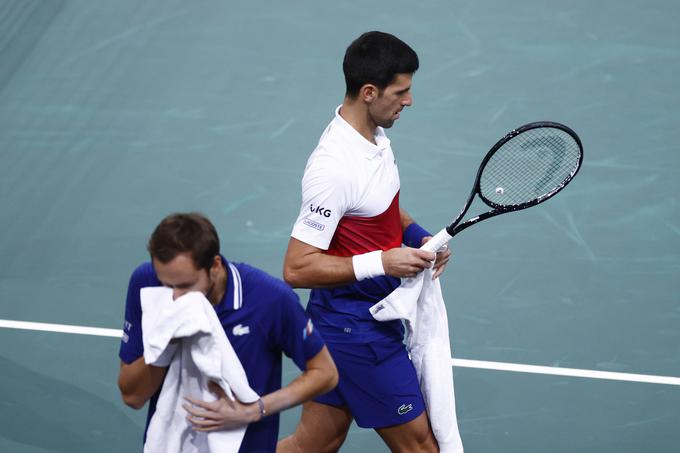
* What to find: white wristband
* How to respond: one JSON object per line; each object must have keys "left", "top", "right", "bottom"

{"left": 352, "top": 250, "right": 385, "bottom": 281}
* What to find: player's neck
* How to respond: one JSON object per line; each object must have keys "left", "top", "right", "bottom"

{"left": 208, "top": 263, "right": 228, "bottom": 306}
{"left": 339, "top": 99, "right": 377, "bottom": 145}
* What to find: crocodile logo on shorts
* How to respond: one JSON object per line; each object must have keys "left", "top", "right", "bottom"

{"left": 397, "top": 403, "right": 413, "bottom": 415}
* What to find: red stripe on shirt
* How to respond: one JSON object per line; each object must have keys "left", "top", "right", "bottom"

{"left": 326, "top": 192, "right": 402, "bottom": 256}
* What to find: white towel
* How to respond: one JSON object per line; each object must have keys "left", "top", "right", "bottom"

{"left": 141, "top": 286, "right": 260, "bottom": 453}
{"left": 370, "top": 268, "right": 464, "bottom": 453}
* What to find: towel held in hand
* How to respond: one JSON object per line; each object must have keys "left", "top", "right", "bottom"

{"left": 370, "top": 266, "right": 464, "bottom": 453}
{"left": 141, "top": 283, "right": 259, "bottom": 453}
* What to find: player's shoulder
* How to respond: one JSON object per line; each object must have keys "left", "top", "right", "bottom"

{"left": 129, "top": 261, "right": 161, "bottom": 287}
{"left": 303, "top": 143, "right": 353, "bottom": 189}
{"left": 310, "top": 119, "right": 356, "bottom": 164}
{"left": 307, "top": 142, "right": 349, "bottom": 168}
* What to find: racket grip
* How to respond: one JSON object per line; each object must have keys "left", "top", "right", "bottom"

{"left": 420, "top": 228, "right": 453, "bottom": 253}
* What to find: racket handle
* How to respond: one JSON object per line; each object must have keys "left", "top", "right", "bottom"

{"left": 420, "top": 228, "right": 453, "bottom": 253}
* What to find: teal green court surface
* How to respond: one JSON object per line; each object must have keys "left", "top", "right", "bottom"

{"left": 0, "top": 0, "right": 678, "bottom": 451}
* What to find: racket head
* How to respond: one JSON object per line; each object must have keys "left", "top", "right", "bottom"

{"left": 476, "top": 121, "right": 583, "bottom": 211}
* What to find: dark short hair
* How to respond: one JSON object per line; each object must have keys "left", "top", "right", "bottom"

{"left": 343, "top": 31, "right": 419, "bottom": 98}
{"left": 147, "top": 212, "right": 220, "bottom": 271}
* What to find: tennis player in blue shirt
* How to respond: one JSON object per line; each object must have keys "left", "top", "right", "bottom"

{"left": 117, "top": 212, "right": 338, "bottom": 452}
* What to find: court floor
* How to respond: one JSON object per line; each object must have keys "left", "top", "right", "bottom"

{"left": 0, "top": 0, "right": 678, "bottom": 451}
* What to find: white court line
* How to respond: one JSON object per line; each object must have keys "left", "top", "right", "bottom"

{"left": 0, "top": 319, "right": 123, "bottom": 338}
{"left": 452, "top": 358, "right": 680, "bottom": 386}
{"left": 2, "top": 319, "right": 679, "bottom": 386}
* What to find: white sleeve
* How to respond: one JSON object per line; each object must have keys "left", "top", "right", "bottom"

{"left": 291, "top": 153, "right": 350, "bottom": 250}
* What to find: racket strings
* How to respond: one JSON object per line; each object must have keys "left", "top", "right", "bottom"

{"left": 480, "top": 128, "right": 581, "bottom": 207}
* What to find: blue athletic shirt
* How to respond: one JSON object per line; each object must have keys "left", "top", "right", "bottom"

{"left": 118, "top": 257, "right": 325, "bottom": 453}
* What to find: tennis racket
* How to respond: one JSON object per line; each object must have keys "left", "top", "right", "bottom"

{"left": 422, "top": 121, "right": 583, "bottom": 253}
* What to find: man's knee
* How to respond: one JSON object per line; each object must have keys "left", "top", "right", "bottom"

{"left": 416, "top": 431, "right": 439, "bottom": 453}
{"left": 409, "top": 416, "right": 438, "bottom": 452}
{"left": 278, "top": 402, "right": 352, "bottom": 453}
{"left": 279, "top": 429, "right": 347, "bottom": 453}
{"left": 300, "top": 422, "right": 348, "bottom": 453}
{"left": 377, "top": 411, "right": 439, "bottom": 453}
{"left": 402, "top": 427, "right": 438, "bottom": 453}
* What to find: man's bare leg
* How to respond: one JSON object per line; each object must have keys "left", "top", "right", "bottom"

{"left": 277, "top": 401, "right": 353, "bottom": 453}
{"left": 375, "top": 411, "right": 438, "bottom": 453}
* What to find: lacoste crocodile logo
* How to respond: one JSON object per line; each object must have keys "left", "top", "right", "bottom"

{"left": 397, "top": 403, "right": 413, "bottom": 415}
{"left": 232, "top": 324, "right": 250, "bottom": 336}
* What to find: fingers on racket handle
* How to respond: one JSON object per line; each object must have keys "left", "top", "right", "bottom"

{"left": 420, "top": 228, "right": 453, "bottom": 253}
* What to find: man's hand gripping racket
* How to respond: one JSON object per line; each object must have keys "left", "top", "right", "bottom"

{"left": 423, "top": 121, "right": 584, "bottom": 256}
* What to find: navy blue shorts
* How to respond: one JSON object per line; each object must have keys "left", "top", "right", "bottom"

{"left": 314, "top": 340, "right": 425, "bottom": 429}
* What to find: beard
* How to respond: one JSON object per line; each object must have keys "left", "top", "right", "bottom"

{"left": 204, "top": 274, "right": 217, "bottom": 304}
{"left": 204, "top": 264, "right": 227, "bottom": 306}
{"left": 375, "top": 117, "right": 396, "bottom": 129}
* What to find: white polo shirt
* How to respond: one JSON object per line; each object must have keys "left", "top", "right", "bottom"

{"left": 291, "top": 105, "right": 402, "bottom": 256}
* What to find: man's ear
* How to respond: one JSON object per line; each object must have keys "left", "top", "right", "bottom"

{"left": 360, "top": 84, "right": 379, "bottom": 103}
{"left": 209, "top": 255, "right": 221, "bottom": 276}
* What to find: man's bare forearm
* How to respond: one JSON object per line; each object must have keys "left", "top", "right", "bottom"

{"left": 118, "top": 357, "right": 167, "bottom": 409}
{"left": 260, "top": 346, "right": 338, "bottom": 416}
{"left": 283, "top": 238, "right": 356, "bottom": 288}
